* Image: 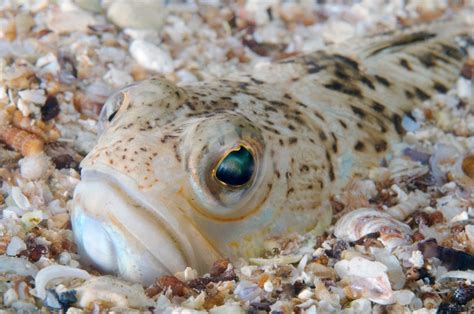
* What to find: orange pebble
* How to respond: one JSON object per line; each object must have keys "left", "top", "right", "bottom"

{"left": 0, "top": 125, "right": 44, "bottom": 156}
{"left": 462, "top": 155, "right": 474, "bottom": 179}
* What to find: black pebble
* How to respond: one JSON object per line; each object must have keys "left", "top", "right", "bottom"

{"left": 437, "top": 302, "right": 462, "bottom": 314}
{"left": 452, "top": 283, "right": 474, "bottom": 305}
{"left": 52, "top": 154, "right": 78, "bottom": 170}
{"left": 41, "top": 95, "right": 60, "bottom": 121}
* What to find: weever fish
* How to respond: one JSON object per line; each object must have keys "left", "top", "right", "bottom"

{"left": 72, "top": 21, "right": 471, "bottom": 285}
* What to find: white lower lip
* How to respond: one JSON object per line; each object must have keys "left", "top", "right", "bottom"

{"left": 72, "top": 177, "right": 189, "bottom": 284}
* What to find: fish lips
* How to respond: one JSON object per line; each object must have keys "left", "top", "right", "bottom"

{"left": 72, "top": 170, "right": 195, "bottom": 285}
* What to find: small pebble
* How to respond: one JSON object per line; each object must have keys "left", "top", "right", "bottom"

{"left": 41, "top": 96, "right": 60, "bottom": 121}
{"left": 129, "top": 40, "right": 174, "bottom": 74}
{"left": 6, "top": 236, "right": 27, "bottom": 256}
{"left": 462, "top": 154, "right": 474, "bottom": 179}
{"left": 19, "top": 153, "right": 51, "bottom": 180}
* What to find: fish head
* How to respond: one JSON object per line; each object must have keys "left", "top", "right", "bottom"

{"left": 72, "top": 79, "right": 296, "bottom": 284}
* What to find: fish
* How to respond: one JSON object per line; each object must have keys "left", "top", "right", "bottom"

{"left": 71, "top": 20, "right": 470, "bottom": 285}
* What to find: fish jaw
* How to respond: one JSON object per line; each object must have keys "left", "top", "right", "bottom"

{"left": 72, "top": 169, "right": 220, "bottom": 285}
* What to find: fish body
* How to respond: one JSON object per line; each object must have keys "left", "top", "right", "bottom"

{"left": 72, "top": 21, "right": 469, "bottom": 284}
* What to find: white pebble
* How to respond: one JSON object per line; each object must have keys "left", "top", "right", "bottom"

{"left": 408, "top": 250, "right": 424, "bottom": 268}
{"left": 234, "top": 281, "right": 261, "bottom": 302}
{"left": 69, "top": 259, "right": 80, "bottom": 268}
{"left": 11, "top": 186, "right": 30, "bottom": 210}
{"left": 6, "top": 236, "right": 27, "bottom": 256}
{"left": 106, "top": 0, "right": 166, "bottom": 30}
{"left": 263, "top": 280, "right": 273, "bottom": 293}
{"left": 19, "top": 153, "right": 51, "bottom": 180}
{"left": 58, "top": 252, "right": 72, "bottom": 265}
{"left": 47, "top": 6, "right": 96, "bottom": 34}
{"left": 17, "top": 98, "right": 31, "bottom": 117}
{"left": 103, "top": 66, "right": 133, "bottom": 88}
{"left": 36, "top": 53, "right": 60, "bottom": 76}
{"left": 18, "top": 89, "right": 46, "bottom": 104}
{"left": 457, "top": 77, "right": 472, "bottom": 99}
{"left": 183, "top": 267, "right": 198, "bottom": 281}
{"left": 129, "top": 40, "right": 174, "bottom": 74}
{"left": 297, "top": 288, "right": 313, "bottom": 300}
{"left": 393, "top": 290, "right": 415, "bottom": 305}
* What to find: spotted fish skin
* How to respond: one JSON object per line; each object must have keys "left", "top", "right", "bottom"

{"left": 72, "top": 21, "right": 470, "bottom": 284}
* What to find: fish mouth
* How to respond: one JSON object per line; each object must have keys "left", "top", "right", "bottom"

{"left": 72, "top": 169, "right": 214, "bottom": 285}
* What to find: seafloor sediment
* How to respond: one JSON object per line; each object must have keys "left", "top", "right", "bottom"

{"left": 0, "top": 1, "right": 473, "bottom": 313}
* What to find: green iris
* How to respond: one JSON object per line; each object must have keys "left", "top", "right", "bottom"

{"left": 215, "top": 146, "right": 254, "bottom": 186}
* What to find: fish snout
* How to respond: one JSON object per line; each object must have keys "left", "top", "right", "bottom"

{"left": 71, "top": 178, "right": 191, "bottom": 285}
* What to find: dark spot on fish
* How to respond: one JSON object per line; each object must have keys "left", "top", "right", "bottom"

{"left": 339, "top": 119, "right": 347, "bottom": 129}
{"left": 374, "top": 75, "right": 390, "bottom": 87}
{"left": 286, "top": 188, "right": 295, "bottom": 197}
{"left": 297, "top": 101, "right": 308, "bottom": 108}
{"left": 351, "top": 106, "right": 366, "bottom": 118}
{"left": 399, "top": 58, "right": 412, "bottom": 70}
{"left": 334, "top": 65, "right": 350, "bottom": 80}
{"left": 374, "top": 140, "right": 388, "bottom": 152}
{"left": 323, "top": 80, "right": 362, "bottom": 97}
{"left": 405, "top": 90, "right": 415, "bottom": 99}
{"left": 300, "top": 165, "right": 309, "bottom": 173}
{"left": 250, "top": 77, "right": 264, "bottom": 84}
{"left": 376, "top": 119, "right": 388, "bottom": 133}
{"left": 239, "top": 82, "right": 249, "bottom": 89}
{"left": 328, "top": 164, "right": 335, "bottom": 181}
{"left": 314, "top": 111, "right": 325, "bottom": 121}
{"left": 289, "top": 137, "right": 298, "bottom": 144}
{"left": 433, "top": 81, "right": 448, "bottom": 93}
{"left": 270, "top": 100, "right": 287, "bottom": 107}
{"left": 331, "top": 132, "right": 338, "bottom": 153}
{"left": 333, "top": 54, "right": 359, "bottom": 70}
{"left": 360, "top": 76, "right": 375, "bottom": 89}
{"left": 325, "top": 150, "right": 331, "bottom": 162}
{"left": 354, "top": 141, "right": 365, "bottom": 151}
{"left": 304, "top": 59, "right": 324, "bottom": 74}
{"left": 414, "top": 87, "right": 430, "bottom": 101}
{"left": 372, "top": 101, "right": 385, "bottom": 112}
{"left": 440, "top": 43, "right": 464, "bottom": 60}
{"left": 418, "top": 52, "right": 436, "bottom": 67}
{"left": 392, "top": 113, "right": 403, "bottom": 134}
{"left": 319, "top": 131, "right": 327, "bottom": 141}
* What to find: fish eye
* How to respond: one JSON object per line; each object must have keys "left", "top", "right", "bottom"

{"left": 214, "top": 145, "right": 255, "bottom": 187}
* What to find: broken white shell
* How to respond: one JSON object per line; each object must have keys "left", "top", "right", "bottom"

{"left": 334, "top": 208, "right": 413, "bottom": 250}
{"left": 335, "top": 257, "right": 394, "bottom": 305}
{"left": 34, "top": 265, "right": 92, "bottom": 300}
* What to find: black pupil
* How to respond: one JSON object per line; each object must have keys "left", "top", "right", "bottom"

{"left": 215, "top": 146, "right": 254, "bottom": 186}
